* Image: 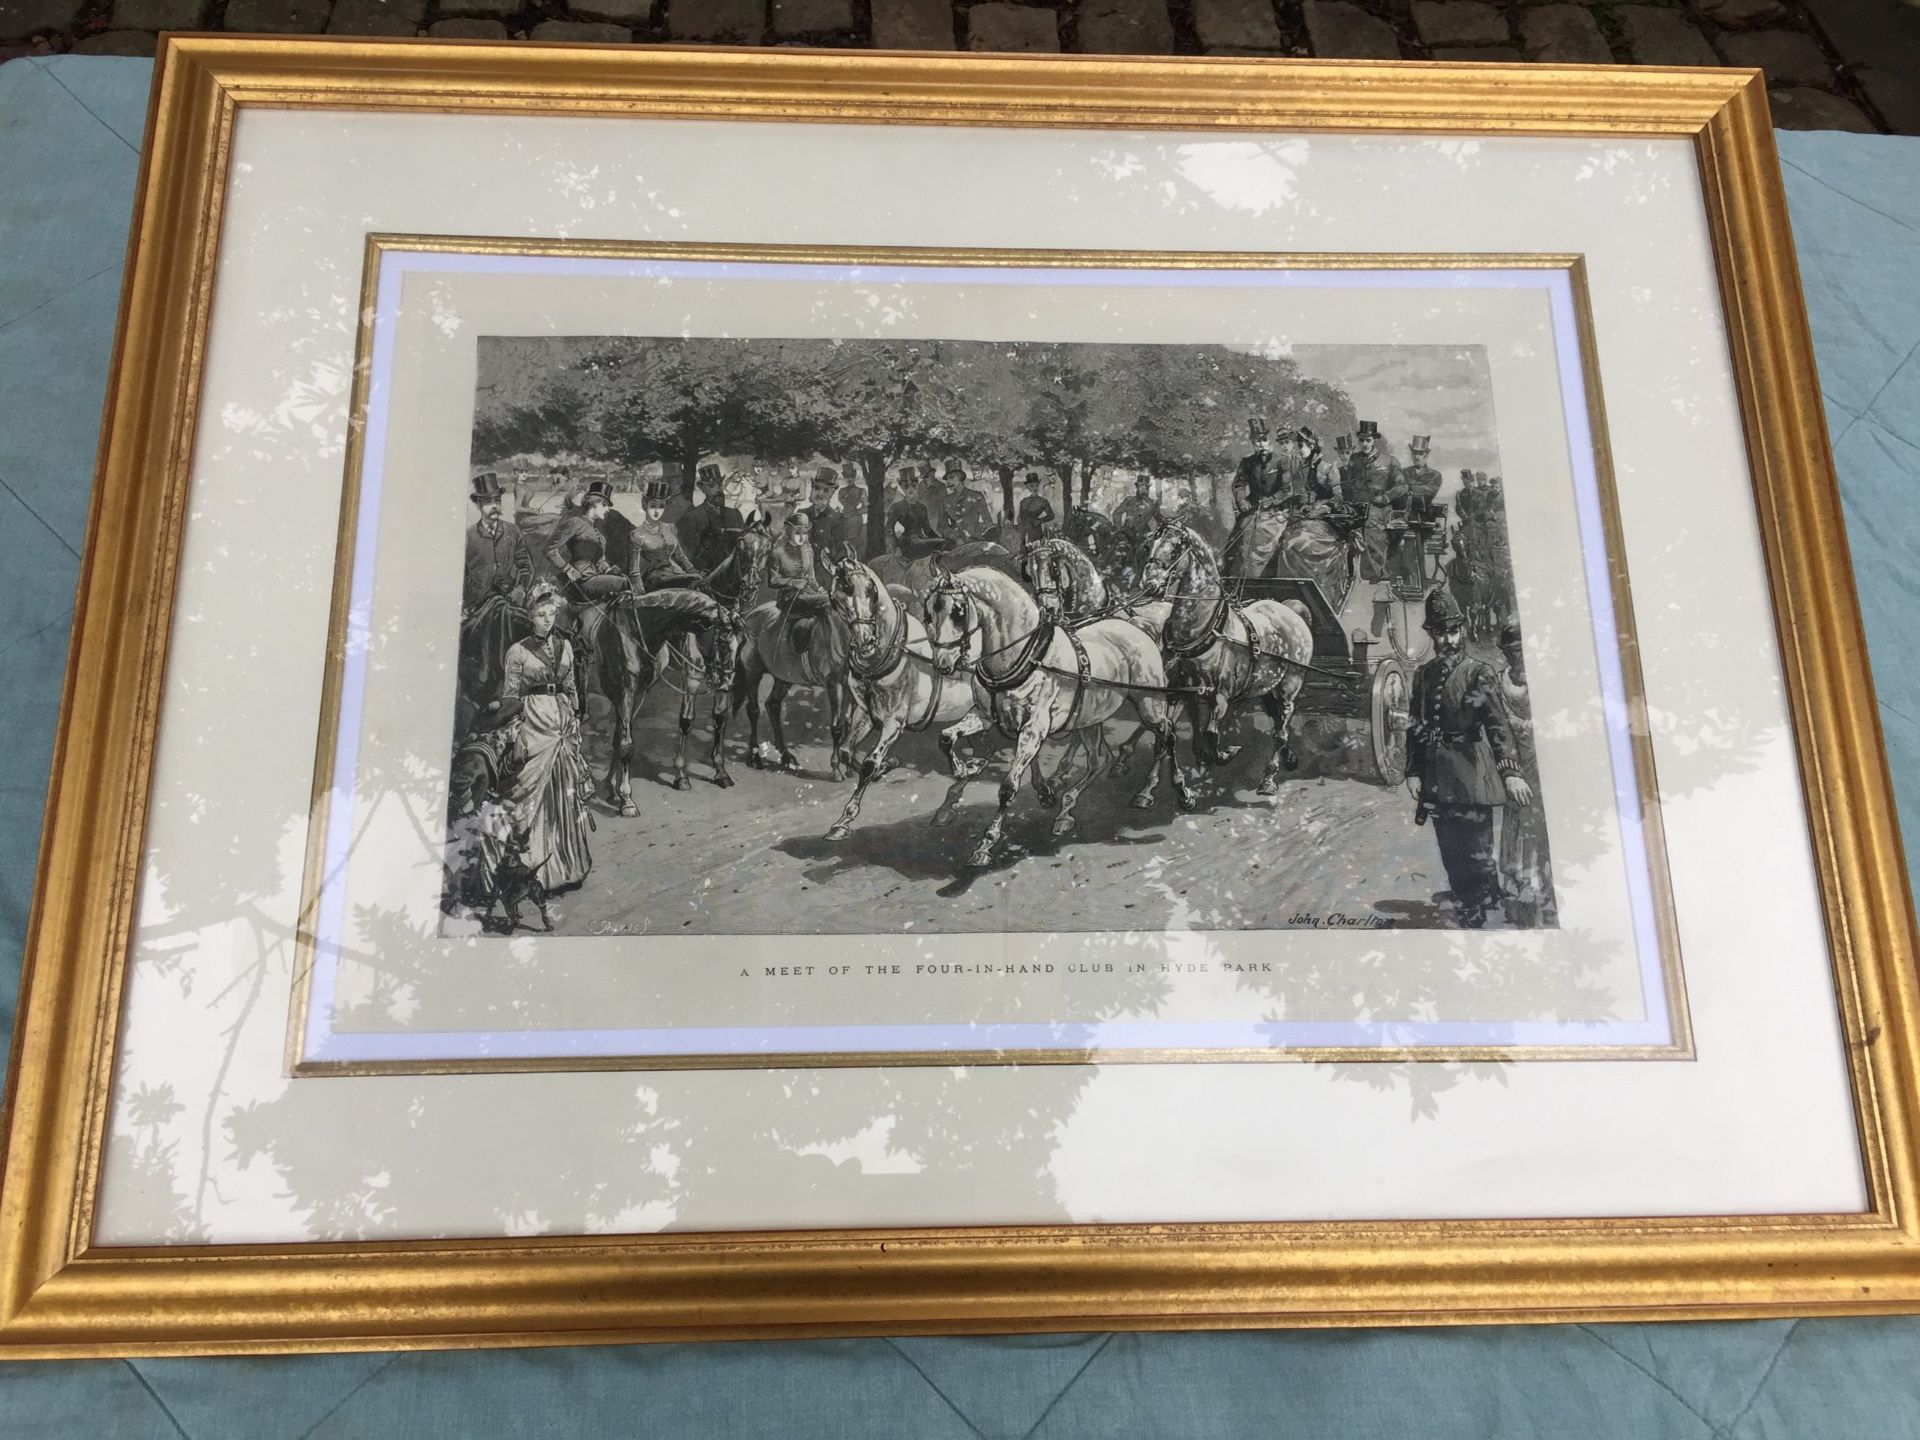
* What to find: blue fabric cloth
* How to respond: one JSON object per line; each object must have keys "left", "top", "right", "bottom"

{"left": 2, "top": 54, "right": 1919, "bottom": 1436}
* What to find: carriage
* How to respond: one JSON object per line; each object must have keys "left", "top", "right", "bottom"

{"left": 1231, "top": 502, "right": 1450, "bottom": 787}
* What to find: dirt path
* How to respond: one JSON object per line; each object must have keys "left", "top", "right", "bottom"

{"left": 552, "top": 683, "right": 1454, "bottom": 937}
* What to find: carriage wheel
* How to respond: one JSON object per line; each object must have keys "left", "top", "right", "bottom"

{"left": 1366, "top": 657, "right": 1411, "bottom": 787}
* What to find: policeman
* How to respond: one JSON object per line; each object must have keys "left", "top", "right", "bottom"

{"left": 1407, "top": 589, "right": 1532, "bottom": 928}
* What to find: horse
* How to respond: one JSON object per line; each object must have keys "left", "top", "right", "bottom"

{"left": 870, "top": 538, "right": 1023, "bottom": 600}
{"left": 922, "top": 566, "right": 1192, "bottom": 869}
{"left": 589, "top": 588, "right": 743, "bottom": 814}
{"left": 1138, "top": 521, "right": 1316, "bottom": 798}
{"left": 821, "top": 558, "right": 989, "bottom": 842}
{"left": 655, "top": 521, "right": 773, "bottom": 778}
{"left": 732, "top": 585, "right": 862, "bottom": 780}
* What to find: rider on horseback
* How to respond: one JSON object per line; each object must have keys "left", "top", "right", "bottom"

{"left": 545, "top": 479, "right": 633, "bottom": 706}
{"left": 770, "top": 509, "right": 832, "bottom": 655}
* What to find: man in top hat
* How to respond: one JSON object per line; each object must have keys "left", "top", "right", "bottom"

{"left": 1231, "top": 419, "right": 1274, "bottom": 517}
{"left": 460, "top": 472, "right": 535, "bottom": 704}
{"left": 769, "top": 509, "right": 831, "bottom": 654}
{"left": 891, "top": 470, "right": 953, "bottom": 560}
{"left": 1338, "top": 420, "right": 1403, "bottom": 580}
{"left": 1016, "top": 471, "right": 1057, "bottom": 549}
{"left": 1383, "top": 434, "right": 1445, "bottom": 587}
{"left": 1401, "top": 436, "right": 1442, "bottom": 516}
{"left": 1407, "top": 588, "right": 1532, "bottom": 928}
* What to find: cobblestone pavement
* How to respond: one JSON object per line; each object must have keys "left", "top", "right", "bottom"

{"left": 3, "top": 0, "right": 1917, "bottom": 132}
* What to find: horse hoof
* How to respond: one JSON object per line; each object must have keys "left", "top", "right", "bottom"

{"left": 1281, "top": 746, "right": 1300, "bottom": 772}
{"left": 1034, "top": 787, "right": 1059, "bottom": 811}
{"left": 825, "top": 824, "right": 850, "bottom": 842}
{"left": 931, "top": 807, "right": 956, "bottom": 828}
{"left": 1257, "top": 778, "right": 1280, "bottom": 798}
{"left": 712, "top": 772, "right": 735, "bottom": 789}
{"left": 673, "top": 776, "right": 692, "bottom": 792}
{"left": 745, "top": 752, "right": 764, "bottom": 770}
{"left": 1050, "top": 817, "right": 1076, "bottom": 839}
{"left": 953, "top": 761, "right": 983, "bottom": 781}
{"left": 620, "top": 802, "right": 639, "bottom": 818}
{"left": 1176, "top": 790, "right": 1200, "bottom": 813}
{"left": 779, "top": 753, "right": 801, "bottom": 773}
{"left": 1129, "top": 793, "right": 1154, "bottom": 810}
{"left": 966, "top": 845, "right": 996, "bottom": 869}
{"left": 830, "top": 765, "right": 847, "bottom": 784}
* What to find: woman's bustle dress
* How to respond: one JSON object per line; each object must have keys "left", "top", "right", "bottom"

{"left": 500, "top": 632, "right": 593, "bottom": 891}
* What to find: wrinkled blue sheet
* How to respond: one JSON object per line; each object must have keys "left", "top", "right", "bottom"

{"left": 1, "top": 56, "right": 1917, "bottom": 1437}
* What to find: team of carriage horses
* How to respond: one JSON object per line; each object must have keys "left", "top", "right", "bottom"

{"left": 458, "top": 458, "right": 1512, "bottom": 871}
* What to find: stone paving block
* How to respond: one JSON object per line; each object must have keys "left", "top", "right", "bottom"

{"left": 327, "top": 0, "right": 424, "bottom": 31}
{"left": 530, "top": 16, "right": 631, "bottom": 37}
{"left": 1768, "top": 83, "right": 1877, "bottom": 129}
{"left": 110, "top": 0, "right": 205, "bottom": 29}
{"left": 1796, "top": 0, "right": 1920, "bottom": 130}
{"left": 1856, "top": 67, "right": 1920, "bottom": 133}
{"left": 1075, "top": 0, "right": 1175, "bottom": 53}
{"left": 0, "top": 0, "right": 83, "bottom": 39}
{"left": 1302, "top": 0, "right": 1399, "bottom": 57}
{"left": 1411, "top": 0, "right": 1508, "bottom": 48}
{"left": 1720, "top": 27, "right": 1834, "bottom": 86}
{"left": 73, "top": 26, "right": 158, "bottom": 48}
{"left": 1192, "top": 0, "right": 1281, "bottom": 49}
{"left": 666, "top": 0, "right": 764, "bottom": 40}
{"left": 1521, "top": 4, "right": 1610, "bottom": 62}
{"left": 1614, "top": 5, "right": 1721, "bottom": 65}
{"left": 872, "top": 0, "right": 953, "bottom": 47}
{"left": 772, "top": 0, "right": 853, "bottom": 33}
{"left": 428, "top": 13, "right": 508, "bottom": 31}
{"left": 1431, "top": 42, "right": 1521, "bottom": 59}
{"left": 1698, "top": 0, "right": 1787, "bottom": 27}
{"left": 224, "top": 0, "right": 332, "bottom": 32}
{"left": 574, "top": 0, "right": 652, "bottom": 23}
{"left": 966, "top": 1, "right": 1059, "bottom": 50}
{"left": 437, "top": 0, "right": 518, "bottom": 15}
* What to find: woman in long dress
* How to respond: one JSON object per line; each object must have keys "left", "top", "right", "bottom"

{"left": 499, "top": 586, "right": 594, "bottom": 893}
{"left": 1497, "top": 621, "right": 1557, "bottom": 927}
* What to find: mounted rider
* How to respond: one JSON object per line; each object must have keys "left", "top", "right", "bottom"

{"left": 769, "top": 509, "right": 832, "bottom": 655}
{"left": 628, "top": 488, "right": 706, "bottom": 594}
{"left": 941, "top": 461, "right": 996, "bottom": 543}
{"left": 891, "top": 469, "right": 953, "bottom": 560}
{"left": 1386, "top": 434, "right": 1445, "bottom": 588}
{"left": 1113, "top": 475, "right": 1159, "bottom": 571}
{"left": 1408, "top": 589, "right": 1532, "bottom": 928}
{"left": 544, "top": 478, "right": 633, "bottom": 705}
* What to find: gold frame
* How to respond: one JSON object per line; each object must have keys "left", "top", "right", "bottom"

{"left": 285, "top": 237, "right": 1690, "bottom": 1078}
{"left": 1, "top": 36, "right": 1916, "bottom": 1355}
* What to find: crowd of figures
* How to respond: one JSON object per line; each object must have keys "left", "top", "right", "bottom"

{"left": 441, "top": 416, "right": 1555, "bottom": 937}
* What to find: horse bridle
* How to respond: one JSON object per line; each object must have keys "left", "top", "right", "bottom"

{"left": 831, "top": 563, "right": 909, "bottom": 681}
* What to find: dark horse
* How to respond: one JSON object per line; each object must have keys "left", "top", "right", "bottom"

{"left": 587, "top": 588, "right": 743, "bottom": 813}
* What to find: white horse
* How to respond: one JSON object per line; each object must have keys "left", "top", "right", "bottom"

{"left": 922, "top": 566, "right": 1193, "bottom": 869}
{"left": 1138, "top": 521, "right": 1315, "bottom": 796}
{"left": 821, "top": 558, "right": 987, "bottom": 842}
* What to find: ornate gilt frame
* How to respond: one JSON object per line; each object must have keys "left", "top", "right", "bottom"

{"left": 1, "top": 36, "right": 1916, "bottom": 1355}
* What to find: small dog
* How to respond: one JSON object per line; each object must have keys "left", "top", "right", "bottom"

{"left": 488, "top": 827, "right": 552, "bottom": 934}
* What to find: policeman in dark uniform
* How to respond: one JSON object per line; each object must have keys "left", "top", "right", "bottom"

{"left": 1408, "top": 589, "right": 1533, "bottom": 927}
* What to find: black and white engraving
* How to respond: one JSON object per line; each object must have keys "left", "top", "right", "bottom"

{"left": 441, "top": 337, "right": 1554, "bottom": 937}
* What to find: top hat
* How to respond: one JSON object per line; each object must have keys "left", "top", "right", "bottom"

{"left": 470, "top": 472, "right": 506, "bottom": 502}
{"left": 697, "top": 463, "right": 723, "bottom": 485}
{"left": 1423, "top": 589, "right": 1466, "bottom": 632}
{"left": 582, "top": 479, "right": 614, "bottom": 505}
{"left": 1356, "top": 420, "right": 1381, "bottom": 439}
{"left": 1247, "top": 418, "right": 1270, "bottom": 445}
{"left": 814, "top": 465, "right": 837, "bottom": 485}
{"left": 944, "top": 460, "right": 966, "bottom": 479}
{"left": 1335, "top": 434, "right": 1355, "bottom": 456}
{"left": 1460, "top": 468, "right": 1477, "bottom": 482}
{"left": 1473, "top": 471, "right": 1489, "bottom": 484}
{"left": 1409, "top": 435, "right": 1432, "bottom": 454}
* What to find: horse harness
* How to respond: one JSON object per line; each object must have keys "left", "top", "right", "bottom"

{"left": 974, "top": 614, "right": 1094, "bottom": 739}
{"left": 847, "top": 594, "right": 946, "bottom": 734}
